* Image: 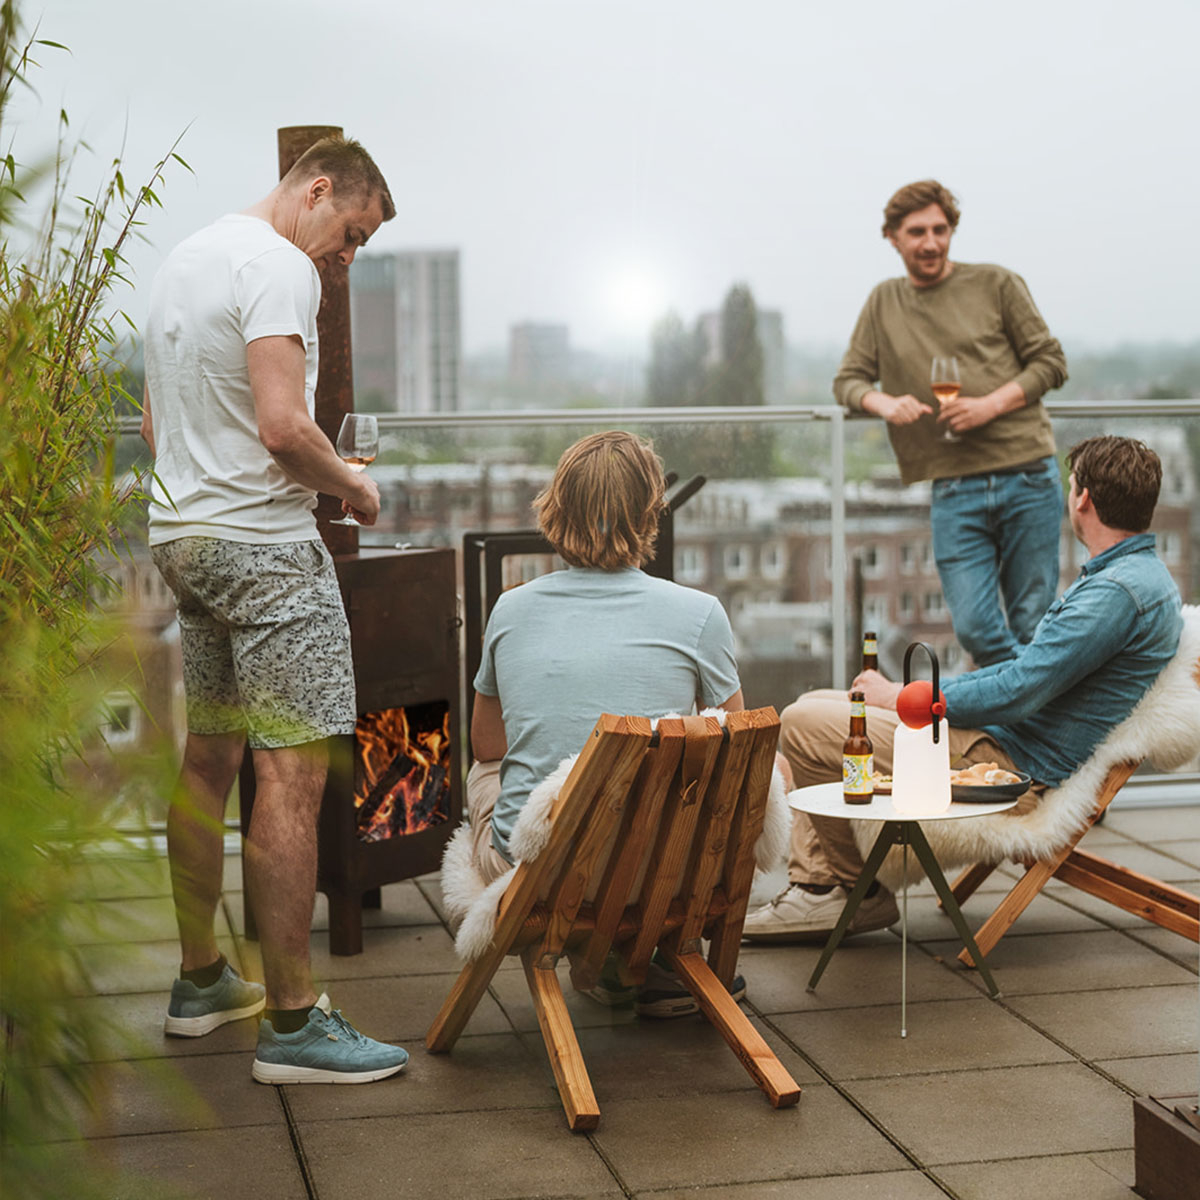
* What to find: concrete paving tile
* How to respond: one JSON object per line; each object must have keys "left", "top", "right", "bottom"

{"left": 222, "top": 879, "right": 443, "bottom": 938}
{"left": 1155, "top": 839, "right": 1200, "bottom": 869}
{"left": 1096, "top": 1053, "right": 1200, "bottom": 1096}
{"left": 937, "top": 1149, "right": 1136, "bottom": 1198}
{"left": 299, "top": 1109, "right": 620, "bottom": 1198}
{"left": 54, "top": 1052, "right": 281, "bottom": 1138}
{"left": 635, "top": 1171, "right": 946, "bottom": 1199}
{"left": 897, "top": 888, "right": 1108, "bottom": 943}
{"left": 64, "top": 991, "right": 261, "bottom": 1064}
{"left": 75, "top": 935, "right": 240, "bottom": 997}
{"left": 487, "top": 963, "right": 643, "bottom": 1032}
{"left": 1006, "top": 984, "right": 1199, "bottom": 1059}
{"left": 566, "top": 1013, "right": 821, "bottom": 1102}
{"left": 1080, "top": 842, "right": 1200, "bottom": 883}
{"left": 1078, "top": 823, "right": 1140, "bottom": 849}
{"left": 922, "top": 929, "right": 1196, "bottom": 995}
{"left": 283, "top": 1033, "right": 557, "bottom": 1121}
{"left": 1105, "top": 805, "right": 1200, "bottom": 842}
{"left": 772, "top": 996, "right": 1069, "bottom": 1079}
{"left": 306, "top": 971, "right": 513, "bottom": 1041}
{"left": 76, "top": 1124, "right": 307, "bottom": 1199}
{"left": 71, "top": 854, "right": 174, "bottom": 900}
{"left": 845, "top": 1062, "right": 1132, "bottom": 1163}
{"left": 64, "top": 896, "right": 186, "bottom": 946}
{"left": 592, "top": 1086, "right": 904, "bottom": 1191}
{"left": 739, "top": 939, "right": 979, "bottom": 1014}
{"left": 415, "top": 873, "right": 450, "bottom": 923}
{"left": 306, "top": 922, "right": 462, "bottom": 980}
{"left": 1124, "top": 924, "right": 1200, "bottom": 969}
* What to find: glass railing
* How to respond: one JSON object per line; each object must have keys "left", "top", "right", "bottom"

{"left": 112, "top": 398, "right": 1200, "bottom": 815}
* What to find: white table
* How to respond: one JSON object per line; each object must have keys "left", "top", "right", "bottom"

{"left": 789, "top": 782, "right": 1019, "bottom": 1027}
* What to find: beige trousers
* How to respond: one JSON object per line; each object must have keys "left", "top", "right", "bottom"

{"left": 465, "top": 759, "right": 514, "bottom": 886}
{"left": 780, "top": 690, "right": 1024, "bottom": 887}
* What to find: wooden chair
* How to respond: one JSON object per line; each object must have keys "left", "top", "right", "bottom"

{"left": 426, "top": 707, "right": 801, "bottom": 1131}
{"left": 947, "top": 638, "right": 1200, "bottom": 967}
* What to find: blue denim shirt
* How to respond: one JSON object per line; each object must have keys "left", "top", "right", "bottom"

{"left": 942, "top": 533, "right": 1182, "bottom": 785}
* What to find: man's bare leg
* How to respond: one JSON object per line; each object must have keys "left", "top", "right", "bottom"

{"left": 244, "top": 740, "right": 327, "bottom": 1011}
{"left": 168, "top": 731, "right": 246, "bottom": 970}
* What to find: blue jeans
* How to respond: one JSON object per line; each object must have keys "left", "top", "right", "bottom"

{"left": 930, "top": 457, "right": 1063, "bottom": 667}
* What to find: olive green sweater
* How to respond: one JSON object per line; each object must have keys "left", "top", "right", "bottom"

{"left": 833, "top": 262, "right": 1067, "bottom": 485}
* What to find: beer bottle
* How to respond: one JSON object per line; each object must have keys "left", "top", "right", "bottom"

{"left": 862, "top": 630, "right": 878, "bottom": 673}
{"left": 843, "top": 689, "right": 874, "bottom": 805}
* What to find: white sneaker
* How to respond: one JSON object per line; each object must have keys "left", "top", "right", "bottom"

{"left": 741, "top": 884, "right": 898, "bottom": 943}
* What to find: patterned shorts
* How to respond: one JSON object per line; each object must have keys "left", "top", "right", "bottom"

{"left": 151, "top": 537, "right": 356, "bottom": 749}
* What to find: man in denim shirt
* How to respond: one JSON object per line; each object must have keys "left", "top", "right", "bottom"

{"left": 745, "top": 436, "right": 1182, "bottom": 943}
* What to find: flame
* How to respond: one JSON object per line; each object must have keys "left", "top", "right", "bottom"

{"left": 354, "top": 703, "right": 451, "bottom": 842}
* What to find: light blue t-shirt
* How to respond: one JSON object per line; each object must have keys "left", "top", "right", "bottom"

{"left": 473, "top": 566, "right": 741, "bottom": 862}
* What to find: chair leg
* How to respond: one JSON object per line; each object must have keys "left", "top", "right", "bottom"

{"left": 659, "top": 946, "right": 801, "bottom": 1110}
{"left": 956, "top": 850, "right": 1070, "bottom": 967}
{"left": 521, "top": 948, "right": 600, "bottom": 1132}
{"left": 426, "top": 946, "right": 507, "bottom": 1054}
{"left": 941, "top": 862, "right": 997, "bottom": 910}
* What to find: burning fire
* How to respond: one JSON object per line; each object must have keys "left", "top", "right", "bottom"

{"left": 354, "top": 703, "right": 451, "bottom": 842}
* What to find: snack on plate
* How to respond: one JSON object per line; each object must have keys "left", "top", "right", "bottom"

{"left": 870, "top": 771, "right": 893, "bottom": 794}
{"left": 949, "top": 761, "right": 1021, "bottom": 786}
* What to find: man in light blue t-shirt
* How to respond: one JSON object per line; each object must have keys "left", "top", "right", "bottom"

{"left": 469, "top": 431, "right": 745, "bottom": 1017}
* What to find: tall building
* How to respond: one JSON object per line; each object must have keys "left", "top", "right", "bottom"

{"left": 350, "top": 249, "right": 460, "bottom": 413}
{"left": 699, "top": 307, "right": 786, "bottom": 406}
{"left": 509, "top": 322, "right": 571, "bottom": 386}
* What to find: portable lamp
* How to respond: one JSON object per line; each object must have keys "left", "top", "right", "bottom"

{"left": 891, "top": 642, "right": 951, "bottom": 816}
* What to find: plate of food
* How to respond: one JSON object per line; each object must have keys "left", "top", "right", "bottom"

{"left": 950, "top": 762, "right": 1032, "bottom": 803}
{"left": 870, "top": 771, "right": 893, "bottom": 795}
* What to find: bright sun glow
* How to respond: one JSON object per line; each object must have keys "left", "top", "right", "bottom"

{"left": 604, "top": 263, "right": 667, "bottom": 332}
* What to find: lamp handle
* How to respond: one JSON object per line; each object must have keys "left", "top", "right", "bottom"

{"left": 902, "top": 641, "right": 943, "bottom": 744}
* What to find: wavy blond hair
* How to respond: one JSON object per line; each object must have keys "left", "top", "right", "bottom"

{"left": 534, "top": 431, "right": 666, "bottom": 570}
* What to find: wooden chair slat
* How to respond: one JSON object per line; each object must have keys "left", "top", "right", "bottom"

{"left": 625, "top": 717, "right": 723, "bottom": 979}
{"left": 708, "top": 713, "right": 781, "bottom": 984}
{"left": 572, "top": 726, "right": 685, "bottom": 988}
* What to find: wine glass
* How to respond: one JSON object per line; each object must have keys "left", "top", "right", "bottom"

{"left": 931, "top": 355, "right": 961, "bottom": 443}
{"left": 331, "top": 413, "right": 379, "bottom": 525}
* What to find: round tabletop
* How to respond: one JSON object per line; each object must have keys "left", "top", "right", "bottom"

{"left": 788, "top": 780, "right": 1019, "bottom": 823}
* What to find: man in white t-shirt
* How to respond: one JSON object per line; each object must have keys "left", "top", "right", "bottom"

{"left": 143, "top": 135, "right": 407, "bottom": 1084}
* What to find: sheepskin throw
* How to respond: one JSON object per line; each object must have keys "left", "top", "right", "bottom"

{"left": 854, "top": 604, "right": 1200, "bottom": 888}
{"left": 441, "top": 728, "right": 790, "bottom": 963}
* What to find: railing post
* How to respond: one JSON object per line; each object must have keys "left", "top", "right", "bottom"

{"left": 830, "top": 405, "right": 847, "bottom": 690}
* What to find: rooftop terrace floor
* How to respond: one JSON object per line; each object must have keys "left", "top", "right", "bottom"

{"left": 56, "top": 804, "right": 1200, "bottom": 1200}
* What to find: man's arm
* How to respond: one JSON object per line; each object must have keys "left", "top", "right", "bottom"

{"left": 941, "top": 582, "right": 1138, "bottom": 727}
{"left": 937, "top": 272, "right": 1068, "bottom": 436}
{"left": 470, "top": 692, "right": 508, "bottom": 761}
{"left": 834, "top": 293, "right": 932, "bottom": 426}
{"left": 140, "top": 382, "right": 155, "bottom": 455}
{"left": 247, "top": 335, "right": 380, "bottom": 524}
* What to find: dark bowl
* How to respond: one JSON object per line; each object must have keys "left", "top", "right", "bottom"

{"left": 951, "top": 771, "right": 1032, "bottom": 804}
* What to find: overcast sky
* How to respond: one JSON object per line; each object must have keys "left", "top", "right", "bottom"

{"left": 14, "top": 0, "right": 1200, "bottom": 355}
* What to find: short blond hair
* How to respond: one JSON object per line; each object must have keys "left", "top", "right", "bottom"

{"left": 534, "top": 431, "right": 666, "bottom": 570}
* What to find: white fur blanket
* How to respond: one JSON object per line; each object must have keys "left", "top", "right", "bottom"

{"left": 441, "top": 709, "right": 791, "bottom": 961}
{"left": 855, "top": 604, "right": 1200, "bottom": 888}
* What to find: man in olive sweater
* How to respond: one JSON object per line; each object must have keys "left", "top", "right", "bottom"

{"left": 835, "top": 180, "right": 1068, "bottom": 666}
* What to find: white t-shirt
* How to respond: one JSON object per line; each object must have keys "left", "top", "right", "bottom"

{"left": 145, "top": 214, "right": 322, "bottom": 544}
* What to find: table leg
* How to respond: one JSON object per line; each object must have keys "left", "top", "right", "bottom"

{"left": 807, "top": 823, "right": 897, "bottom": 993}
{"left": 906, "top": 822, "right": 1002, "bottom": 998}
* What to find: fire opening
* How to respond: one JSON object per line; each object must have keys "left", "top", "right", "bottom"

{"left": 354, "top": 701, "right": 451, "bottom": 842}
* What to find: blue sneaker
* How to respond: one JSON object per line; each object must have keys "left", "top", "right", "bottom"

{"left": 635, "top": 960, "right": 747, "bottom": 1019}
{"left": 251, "top": 994, "right": 408, "bottom": 1085}
{"left": 164, "top": 963, "right": 265, "bottom": 1037}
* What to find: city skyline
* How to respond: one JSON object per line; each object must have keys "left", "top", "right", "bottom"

{"left": 13, "top": 1, "right": 1200, "bottom": 356}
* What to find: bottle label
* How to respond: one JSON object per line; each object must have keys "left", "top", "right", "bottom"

{"left": 843, "top": 753, "right": 874, "bottom": 795}
{"left": 863, "top": 637, "right": 877, "bottom": 657}
{"left": 850, "top": 698, "right": 866, "bottom": 719}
